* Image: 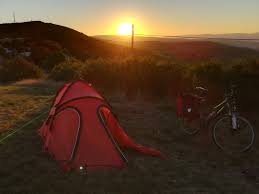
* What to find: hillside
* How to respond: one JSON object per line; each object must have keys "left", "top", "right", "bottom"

{"left": 1, "top": 22, "right": 257, "bottom": 64}
{"left": 96, "top": 35, "right": 259, "bottom": 61}
{"left": 0, "top": 21, "right": 131, "bottom": 60}
{"left": 96, "top": 34, "right": 259, "bottom": 51}
{"left": 135, "top": 41, "right": 259, "bottom": 61}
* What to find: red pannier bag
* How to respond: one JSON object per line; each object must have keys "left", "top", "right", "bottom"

{"left": 176, "top": 93, "right": 200, "bottom": 120}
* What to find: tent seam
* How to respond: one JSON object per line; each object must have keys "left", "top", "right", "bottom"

{"left": 97, "top": 105, "right": 128, "bottom": 163}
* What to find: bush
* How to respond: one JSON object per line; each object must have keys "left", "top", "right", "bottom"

{"left": 41, "top": 51, "right": 67, "bottom": 71}
{"left": 0, "top": 57, "right": 44, "bottom": 82}
{"left": 31, "top": 40, "right": 63, "bottom": 64}
{"left": 0, "top": 44, "right": 5, "bottom": 56}
{"left": 44, "top": 54, "right": 259, "bottom": 106}
{"left": 80, "top": 56, "right": 185, "bottom": 96}
{"left": 49, "top": 58, "right": 84, "bottom": 81}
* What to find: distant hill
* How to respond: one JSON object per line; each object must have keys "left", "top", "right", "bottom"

{"left": 184, "top": 32, "right": 259, "bottom": 40}
{"left": 0, "top": 21, "right": 131, "bottom": 60}
{"left": 0, "top": 22, "right": 258, "bottom": 64}
{"left": 96, "top": 33, "right": 259, "bottom": 51}
{"left": 179, "top": 33, "right": 259, "bottom": 51}
{"left": 95, "top": 35, "right": 258, "bottom": 61}
{"left": 134, "top": 41, "right": 259, "bottom": 61}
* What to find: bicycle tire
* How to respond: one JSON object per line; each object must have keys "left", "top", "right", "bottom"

{"left": 212, "top": 115, "right": 255, "bottom": 153}
{"left": 178, "top": 118, "right": 200, "bottom": 135}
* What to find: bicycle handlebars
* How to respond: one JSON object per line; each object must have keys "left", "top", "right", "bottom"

{"left": 195, "top": 86, "right": 208, "bottom": 92}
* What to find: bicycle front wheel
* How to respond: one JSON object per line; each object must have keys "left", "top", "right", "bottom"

{"left": 212, "top": 115, "right": 255, "bottom": 153}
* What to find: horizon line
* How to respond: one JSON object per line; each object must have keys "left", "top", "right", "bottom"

{"left": 94, "top": 34, "right": 259, "bottom": 41}
{"left": 1, "top": 21, "right": 259, "bottom": 41}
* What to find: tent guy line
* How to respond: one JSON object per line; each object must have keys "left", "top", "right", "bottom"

{"left": 0, "top": 95, "right": 55, "bottom": 144}
{"left": 0, "top": 109, "right": 49, "bottom": 144}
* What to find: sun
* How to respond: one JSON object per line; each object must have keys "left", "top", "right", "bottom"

{"left": 118, "top": 23, "right": 133, "bottom": 36}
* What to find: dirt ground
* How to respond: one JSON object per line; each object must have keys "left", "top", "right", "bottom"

{"left": 0, "top": 80, "right": 259, "bottom": 194}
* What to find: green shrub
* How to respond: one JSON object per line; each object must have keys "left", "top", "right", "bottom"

{"left": 0, "top": 56, "right": 44, "bottom": 82}
{"left": 0, "top": 45, "right": 5, "bottom": 56}
{"left": 31, "top": 40, "right": 62, "bottom": 64}
{"left": 41, "top": 51, "right": 67, "bottom": 71}
{"left": 49, "top": 58, "right": 84, "bottom": 81}
{"left": 81, "top": 56, "right": 185, "bottom": 96}
{"left": 44, "top": 54, "right": 259, "bottom": 106}
{"left": 243, "top": 58, "right": 259, "bottom": 76}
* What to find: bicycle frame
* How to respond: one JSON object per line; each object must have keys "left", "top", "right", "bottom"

{"left": 213, "top": 98, "right": 228, "bottom": 115}
{"left": 203, "top": 97, "right": 227, "bottom": 122}
{"left": 205, "top": 94, "right": 238, "bottom": 130}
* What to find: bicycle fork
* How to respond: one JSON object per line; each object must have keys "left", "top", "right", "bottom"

{"left": 227, "top": 100, "right": 238, "bottom": 130}
{"left": 231, "top": 113, "right": 238, "bottom": 130}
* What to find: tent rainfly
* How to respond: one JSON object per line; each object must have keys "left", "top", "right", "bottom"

{"left": 39, "top": 81, "right": 165, "bottom": 172}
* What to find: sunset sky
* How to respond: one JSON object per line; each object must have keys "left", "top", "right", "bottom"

{"left": 1, "top": 0, "right": 259, "bottom": 36}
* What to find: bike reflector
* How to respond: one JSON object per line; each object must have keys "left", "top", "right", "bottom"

{"left": 176, "top": 93, "right": 200, "bottom": 120}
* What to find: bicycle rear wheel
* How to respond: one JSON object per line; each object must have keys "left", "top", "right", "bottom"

{"left": 212, "top": 115, "right": 255, "bottom": 153}
{"left": 179, "top": 117, "right": 200, "bottom": 135}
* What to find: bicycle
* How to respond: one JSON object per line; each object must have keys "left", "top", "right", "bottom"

{"left": 177, "top": 84, "right": 255, "bottom": 153}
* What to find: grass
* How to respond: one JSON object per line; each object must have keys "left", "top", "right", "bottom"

{"left": 0, "top": 80, "right": 259, "bottom": 194}
{"left": 0, "top": 80, "right": 62, "bottom": 133}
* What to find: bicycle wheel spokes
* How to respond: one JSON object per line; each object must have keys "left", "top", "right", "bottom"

{"left": 212, "top": 116, "right": 255, "bottom": 153}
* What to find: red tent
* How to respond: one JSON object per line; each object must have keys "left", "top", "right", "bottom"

{"left": 39, "top": 81, "right": 165, "bottom": 172}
